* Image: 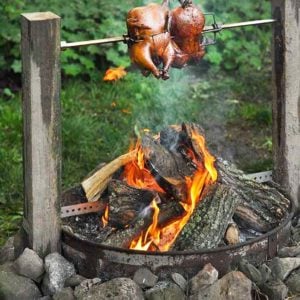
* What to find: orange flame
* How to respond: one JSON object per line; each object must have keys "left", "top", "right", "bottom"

{"left": 122, "top": 141, "right": 165, "bottom": 193}
{"left": 127, "top": 128, "right": 218, "bottom": 251}
{"left": 102, "top": 205, "right": 109, "bottom": 227}
{"left": 129, "top": 199, "right": 160, "bottom": 251}
{"left": 103, "top": 66, "right": 127, "bottom": 82}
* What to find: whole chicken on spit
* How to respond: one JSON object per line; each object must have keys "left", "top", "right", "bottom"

{"left": 126, "top": 0, "right": 205, "bottom": 80}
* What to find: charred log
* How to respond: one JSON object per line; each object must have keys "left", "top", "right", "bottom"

{"left": 182, "top": 122, "right": 206, "bottom": 162}
{"left": 158, "top": 201, "right": 185, "bottom": 227}
{"left": 142, "top": 134, "right": 194, "bottom": 200}
{"left": 101, "top": 216, "right": 152, "bottom": 248}
{"left": 107, "top": 180, "right": 158, "bottom": 229}
{"left": 173, "top": 183, "right": 241, "bottom": 250}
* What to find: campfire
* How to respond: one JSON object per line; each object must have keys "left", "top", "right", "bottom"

{"left": 121, "top": 126, "right": 217, "bottom": 251}
{"left": 71, "top": 123, "right": 290, "bottom": 253}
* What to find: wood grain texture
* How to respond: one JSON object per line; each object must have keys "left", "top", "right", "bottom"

{"left": 271, "top": 0, "right": 300, "bottom": 210}
{"left": 21, "top": 12, "right": 61, "bottom": 257}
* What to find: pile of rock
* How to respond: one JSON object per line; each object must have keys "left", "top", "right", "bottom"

{"left": 0, "top": 218, "right": 299, "bottom": 300}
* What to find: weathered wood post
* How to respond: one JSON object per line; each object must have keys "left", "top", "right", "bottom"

{"left": 21, "top": 12, "right": 61, "bottom": 257}
{"left": 271, "top": 0, "right": 300, "bottom": 210}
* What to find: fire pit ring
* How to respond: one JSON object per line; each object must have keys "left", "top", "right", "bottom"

{"left": 61, "top": 193, "right": 294, "bottom": 279}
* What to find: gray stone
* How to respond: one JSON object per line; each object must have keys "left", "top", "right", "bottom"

{"left": 39, "top": 297, "right": 52, "bottom": 300}
{"left": 0, "top": 261, "right": 16, "bottom": 273}
{"left": 145, "top": 281, "right": 185, "bottom": 300}
{"left": 269, "top": 257, "right": 300, "bottom": 281}
{"left": 74, "top": 278, "right": 102, "bottom": 298}
{"left": 191, "top": 271, "right": 252, "bottom": 300}
{"left": 237, "top": 259, "right": 262, "bottom": 284}
{"left": 13, "top": 228, "right": 28, "bottom": 258}
{"left": 53, "top": 287, "right": 75, "bottom": 300}
{"left": 189, "top": 263, "right": 218, "bottom": 294}
{"left": 14, "top": 247, "right": 44, "bottom": 282}
{"left": 292, "top": 227, "right": 300, "bottom": 243}
{"left": 0, "top": 270, "right": 41, "bottom": 300}
{"left": 278, "top": 246, "right": 300, "bottom": 257}
{"left": 285, "top": 269, "right": 300, "bottom": 294}
{"left": 171, "top": 273, "right": 187, "bottom": 291}
{"left": 258, "top": 263, "right": 272, "bottom": 284}
{"left": 260, "top": 280, "right": 288, "bottom": 300}
{"left": 133, "top": 268, "right": 158, "bottom": 288}
{"left": 42, "top": 252, "right": 76, "bottom": 295}
{"left": 64, "top": 274, "right": 87, "bottom": 288}
{"left": 76, "top": 277, "right": 144, "bottom": 300}
{"left": 0, "top": 237, "right": 15, "bottom": 264}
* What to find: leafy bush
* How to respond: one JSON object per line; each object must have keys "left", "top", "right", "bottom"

{"left": 0, "top": 0, "right": 144, "bottom": 79}
{"left": 0, "top": 0, "right": 26, "bottom": 74}
{"left": 200, "top": 0, "right": 272, "bottom": 75}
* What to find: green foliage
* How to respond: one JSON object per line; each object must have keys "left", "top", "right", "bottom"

{"left": 0, "top": 94, "right": 23, "bottom": 246}
{"left": 0, "top": 0, "right": 144, "bottom": 78}
{"left": 200, "top": 0, "right": 272, "bottom": 75}
{"left": 229, "top": 102, "right": 272, "bottom": 126}
{"left": 0, "top": 0, "right": 25, "bottom": 74}
{"left": 0, "top": 96, "right": 23, "bottom": 206}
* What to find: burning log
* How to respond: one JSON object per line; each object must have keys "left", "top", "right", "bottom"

{"left": 101, "top": 201, "right": 185, "bottom": 248}
{"left": 157, "top": 201, "right": 185, "bottom": 227}
{"left": 173, "top": 183, "right": 241, "bottom": 250}
{"left": 81, "top": 150, "right": 137, "bottom": 202}
{"left": 101, "top": 217, "right": 152, "bottom": 248}
{"left": 107, "top": 180, "right": 158, "bottom": 228}
{"left": 142, "top": 134, "right": 194, "bottom": 200}
{"left": 182, "top": 122, "right": 205, "bottom": 162}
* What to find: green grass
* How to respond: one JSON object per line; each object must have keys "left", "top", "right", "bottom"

{"left": 0, "top": 69, "right": 273, "bottom": 246}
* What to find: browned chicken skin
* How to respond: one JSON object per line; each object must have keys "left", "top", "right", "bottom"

{"left": 127, "top": 0, "right": 180, "bottom": 80}
{"left": 170, "top": 2, "right": 206, "bottom": 67}
{"left": 126, "top": 0, "right": 205, "bottom": 79}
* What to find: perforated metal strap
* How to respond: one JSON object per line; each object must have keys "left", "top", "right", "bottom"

{"left": 61, "top": 201, "right": 103, "bottom": 218}
{"left": 245, "top": 170, "right": 272, "bottom": 183}
{"left": 61, "top": 171, "right": 273, "bottom": 218}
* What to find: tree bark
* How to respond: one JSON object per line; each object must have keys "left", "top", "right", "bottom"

{"left": 217, "top": 159, "right": 290, "bottom": 232}
{"left": 107, "top": 180, "right": 157, "bottom": 228}
{"left": 173, "top": 183, "right": 241, "bottom": 250}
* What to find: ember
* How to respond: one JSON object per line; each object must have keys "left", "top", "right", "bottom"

{"left": 103, "top": 66, "right": 127, "bottom": 82}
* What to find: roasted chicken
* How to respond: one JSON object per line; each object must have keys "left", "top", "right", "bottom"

{"left": 126, "top": 0, "right": 205, "bottom": 79}
{"left": 170, "top": 1, "right": 206, "bottom": 67}
{"left": 126, "top": 0, "right": 182, "bottom": 80}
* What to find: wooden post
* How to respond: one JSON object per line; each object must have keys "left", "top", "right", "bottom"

{"left": 21, "top": 12, "right": 61, "bottom": 257}
{"left": 271, "top": 0, "right": 300, "bottom": 210}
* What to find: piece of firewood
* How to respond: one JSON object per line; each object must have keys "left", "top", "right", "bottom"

{"left": 216, "top": 159, "right": 290, "bottom": 233}
{"left": 101, "top": 213, "right": 153, "bottom": 248}
{"left": 81, "top": 150, "right": 137, "bottom": 202}
{"left": 182, "top": 122, "right": 206, "bottom": 162}
{"left": 173, "top": 183, "right": 241, "bottom": 250}
{"left": 142, "top": 134, "right": 194, "bottom": 201}
{"left": 107, "top": 180, "right": 185, "bottom": 229}
{"left": 158, "top": 201, "right": 185, "bottom": 227}
{"left": 107, "top": 180, "right": 158, "bottom": 228}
